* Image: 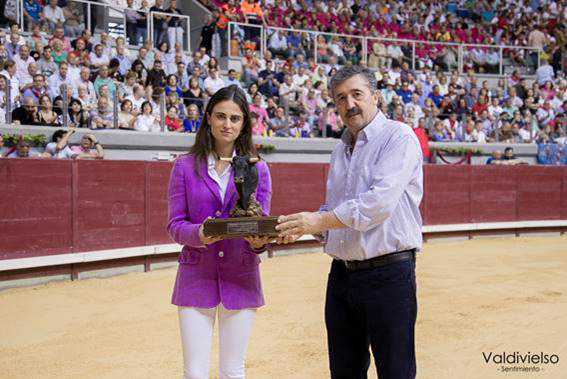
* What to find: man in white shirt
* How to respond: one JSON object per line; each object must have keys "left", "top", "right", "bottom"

{"left": 488, "top": 97, "right": 503, "bottom": 121}
{"left": 0, "top": 59, "right": 21, "bottom": 105}
{"left": 269, "top": 29, "right": 288, "bottom": 58}
{"left": 536, "top": 58, "right": 555, "bottom": 86}
{"left": 42, "top": 0, "right": 65, "bottom": 34}
{"left": 89, "top": 44, "right": 110, "bottom": 72}
{"left": 203, "top": 67, "right": 225, "bottom": 96}
{"left": 386, "top": 43, "right": 404, "bottom": 68}
{"left": 279, "top": 74, "right": 299, "bottom": 109}
{"left": 125, "top": 84, "right": 146, "bottom": 114}
{"left": 19, "top": 62, "right": 39, "bottom": 91}
{"left": 473, "top": 122, "right": 487, "bottom": 143}
{"left": 198, "top": 46, "right": 210, "bottom": 67}
{"left": 536, "top": 101, "right": 555, "bottom": 127}
{"left": 48, "top": 61, "right": 72, "bottom": 98}
{"left": 67, "top": 53, "right": 81, "bottom": 84}
{"left": 293, "top": 66, "right": 310, "bottom": 87}
{"left": 507, "top": 87, "right": 524, "bottom": 109}
{"left": 96, "top": 32, "right": 113, "bottom": 58}
{"left": 73, "top": 66, "right": 96, "bottom": 103}
{"left": 405, "top": 93, "right": 424, "bottom": 120}
{"left": 14, "top": 44, "right": 35, "bottom": 80}
{"left": 174, "top": 61, "right": 190, "bottom": 90}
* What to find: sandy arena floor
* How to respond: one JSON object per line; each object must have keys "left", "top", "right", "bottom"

{"left": 1, "top": 236, "right": 567, "bottom": 379}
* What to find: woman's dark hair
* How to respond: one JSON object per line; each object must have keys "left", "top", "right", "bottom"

{"left": 121, "top": 99, "right": 132, "bottom": 111}
{"left": 109, "top": 58, "right": 120, "bottom": 69}
{"left": 38, "top": 94, "right": 51, "bottom": 109}
{"left": 159, "top": 41, "right": 169, "bottom": 51}
{"left": 190, "top": 85, "right": 257, "bottom": 174}
{"left": 248, "top": 82, "right": 258, "bottom": 93}
{"left": 167, "top": 74, "right": 177, "bottom": 85}
{"left": 167, "top": 105, "right": 177, "bottom": 113}
{"left": 141, "top": 100, "right": 152, "bottom": 113}
{"left": 51, "top": 129, "right": 67, "bottom": 142}
{"left": 189, "top": 77, "right": 199, "bottom": 88}
{"left": 131, "top": 59, "right": 144, "bottom": 71}
{"left": 69, "top": 99, "right": 82, "bottom": 113}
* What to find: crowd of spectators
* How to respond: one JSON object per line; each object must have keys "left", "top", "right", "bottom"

{"left": 0, "top": 0, "right": 565, "bottom": 147}
{"left": 205, "top": 0, "right": 566, "bottom": 75}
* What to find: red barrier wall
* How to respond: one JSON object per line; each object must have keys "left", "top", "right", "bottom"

{"left": 1, "top": 160, "right": 566, "bottom": 261}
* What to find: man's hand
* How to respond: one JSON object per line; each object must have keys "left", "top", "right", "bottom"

{"left": 275, "top": 234, "right": 302, "bottom": 245}
{"left": 276, "top": 211, "right": 346, "bottom": 239}
{"left": 276, "top": 212, "right": 323, "bottom": 236}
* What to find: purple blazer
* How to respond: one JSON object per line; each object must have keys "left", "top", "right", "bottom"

{"left": 167, "top": 153, "right": 272, "bottom": 309}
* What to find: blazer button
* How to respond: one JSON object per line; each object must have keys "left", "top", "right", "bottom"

{"left": 215, "top": 211, "right": 222, "bottom": 217}
{"left": 219, "top": 251, "right": 224, "bottom": 258}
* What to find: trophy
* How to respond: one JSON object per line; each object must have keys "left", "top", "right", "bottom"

{"left": 203, "top": 156, "right": 279, "bottom": 239}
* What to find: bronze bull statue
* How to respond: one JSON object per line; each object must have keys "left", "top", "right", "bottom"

{"left": 220, "top": 155, "right": 263, "bottom": 217}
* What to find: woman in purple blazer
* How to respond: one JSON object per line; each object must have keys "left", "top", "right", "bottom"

{"left": 167, "top": 85, "right": 272, "bottom": 379}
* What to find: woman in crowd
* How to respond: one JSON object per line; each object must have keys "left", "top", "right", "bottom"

{"left": 207, "top": 56, "right": 219, "bottom": 72}
{"left": 165, "top": 105, "right": 183, "bottom": 132}
{"left": 182, "top": 103, "right": 201, "bottom": 133}
{"left": 51, "top": 39, "right": 68, "bottom": 65}
{"left": 118, "top": 99, "right": 136, "bottom": 129}
{"left": 183, "top": 77, "right": 205, "bottom": 112}
{"left": 166, "top": 84, "right": 272, "bottom": 379}
{"left": 165, "top": 74, "right": 183, "bottom": 97}
{"left": 131, "top": 59, "right": 148, "bottom": 84}
{"left": 134, "top": 101, "right": 160, "bottom": 132}
{"left": 35, "top": 95, "right": 60, "bottom": 126}
{"left": 68, "top": 99, "right": 89, "bottom": 128}
{"left": 156, "top": 41, "right": 172, "bottom": 67}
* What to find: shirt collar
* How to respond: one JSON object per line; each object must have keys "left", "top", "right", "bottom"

{"left": 341, "top": 109, "right": 386, "bottom": 148}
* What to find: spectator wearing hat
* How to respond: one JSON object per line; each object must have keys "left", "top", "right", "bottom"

{"left": 70, "top": 133, "right": 104, "bottom": 159}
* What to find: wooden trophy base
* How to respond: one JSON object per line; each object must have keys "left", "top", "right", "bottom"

{"left": 203, "top": 216, "right": 280, "bottom": 239}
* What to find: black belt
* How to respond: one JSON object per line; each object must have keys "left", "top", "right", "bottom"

{"left": 337, "top": 249, "right": 416, "bottom": 271}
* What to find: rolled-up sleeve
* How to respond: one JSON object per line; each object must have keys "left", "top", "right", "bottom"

{"left": 333, "top": 133, "right": 421, "bottom": 232}
{"left": 166, "top": 160, "right": 202, "bottom": 247}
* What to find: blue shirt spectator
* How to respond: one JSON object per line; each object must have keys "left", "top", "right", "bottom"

{"left": 396, "top": 84, "right": 413, "bottom": 104}
{"left": 183, "top": 117, "right": 201, "bottom": 132}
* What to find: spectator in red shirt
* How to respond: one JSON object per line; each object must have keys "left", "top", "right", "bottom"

{"left": 165, "top": 105, "right": 183, "bottom": 132}
{"left": 472, "top": 95, "right": 489, "bottom": 117}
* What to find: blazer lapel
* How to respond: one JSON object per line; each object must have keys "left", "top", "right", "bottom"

{"left": 222, "top": 170, "right": 238, "bottom": 213}
{"left": 199, "top": 160, "right": 223, "bottom": 205}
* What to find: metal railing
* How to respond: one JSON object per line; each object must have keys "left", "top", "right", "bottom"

{"left": 148, "top": 10, "right": 191, "bottom": 52}
{"left": 17, "top": 0, "right": 191, "bottom": 52}
{"left": 230, "top": 22, "right": 544, "bottom": 77}
{"left": 2, "top": 78, "right": 565, "bottom": 143}
{"left": 228, "top": 22, "right": 265, "bottom": 59}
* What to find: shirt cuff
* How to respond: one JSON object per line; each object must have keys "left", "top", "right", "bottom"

{"left": 332, "top": 202, "right": 354, "bottom": 229}
{"left": 312, "top": 232, "right": 327, "bottom": 244}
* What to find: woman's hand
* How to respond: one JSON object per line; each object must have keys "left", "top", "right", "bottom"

{"left": 198, "top": 218, "right": 222, "bottom": 246}
{"left": 244, "top": 235, "right": 274, "bottom": 250}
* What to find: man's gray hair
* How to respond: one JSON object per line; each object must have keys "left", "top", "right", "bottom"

{"left": 330, "top": 66, "right": 377, "bottom": 97}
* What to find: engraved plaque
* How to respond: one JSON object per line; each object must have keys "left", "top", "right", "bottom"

{"left": 227, "top": 221, "right": 259, "bottom": 234}
{"left": 204, "top": 216, "right": 279, "bottom": 239}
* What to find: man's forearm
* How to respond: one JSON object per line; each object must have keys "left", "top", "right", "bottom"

{"left": 318, "top": 211, "right": 346, "bottom": 232}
